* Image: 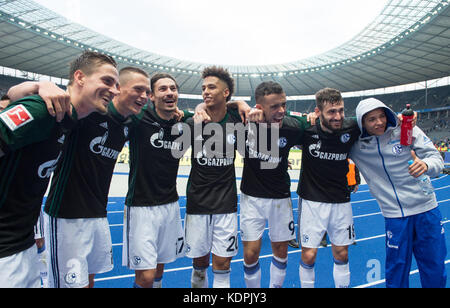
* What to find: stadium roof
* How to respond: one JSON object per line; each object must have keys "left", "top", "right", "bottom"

{"left": 0, "top": 0, "right": 449, "bottom": 97}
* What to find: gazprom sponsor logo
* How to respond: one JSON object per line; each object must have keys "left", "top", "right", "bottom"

{"left": 309, "top": 141, "right": 347, "bottom": 161}
{"left": 196, "top": 156, "right": 234, "bottom": 167}
{"left": 150, "top": 132, "right": 183, "bottom": 151}
{"left": 38, "top": 152, "right": 62, "bottom": 179}
{"left": 90, "top": 131, "right": 120, "bottom": 160}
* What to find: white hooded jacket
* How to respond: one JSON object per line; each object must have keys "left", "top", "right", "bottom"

{"left": 350, "top": 98, "right": 444, "bottom": 218}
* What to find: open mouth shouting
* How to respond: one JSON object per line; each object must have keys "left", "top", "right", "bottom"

{"left": 163, "top": 98, "right": 176, "bottom": 107}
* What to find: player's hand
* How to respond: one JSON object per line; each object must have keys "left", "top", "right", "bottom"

{"left": 398, "top": 112, "right": 418, "bottom": 128}
{"left": 233, "top": 100, "right": 251, "bottom": 124}
{"left": 193, "top": 109, "right": 211, "bottom": 124}
{"left": 409, "top": 150, "right": 428, "bottom": 178}
{"left": 172, "top": 108, "right": 185, "bottom": 122}
{"left": 194, "top": 103, "right": 211, "bottom": 124}
{"left": 306, "top": 112, "right": 318, "bottom": 126}
{"left": 38, "top": 81, "right": 71, "bottom": 122}
{"left": 247, "top": 106, "right": 264, "bottom": 123}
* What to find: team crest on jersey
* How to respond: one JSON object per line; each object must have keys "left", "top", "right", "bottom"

{"left": 392, "top": 144, "right": 404, "bottom": 156}
{"left": 341, "top": 133, "right": 351, "bottom": 144}
{"left": 278, "top": 137, "right": 288, "bottom": 148}
{"left": 0, "top": 104, "right": 34, "bottom": 131}
{"left": 227, "top": 134, "right": 236, "bottom": 145}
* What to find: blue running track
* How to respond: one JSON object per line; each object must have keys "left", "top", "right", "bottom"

{"left": 94, "top": 174, "right": 450, "bottom": 288}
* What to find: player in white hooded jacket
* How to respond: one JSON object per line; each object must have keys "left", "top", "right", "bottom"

{"left": 350, "top": 97, "right": 447, "bottom": 288}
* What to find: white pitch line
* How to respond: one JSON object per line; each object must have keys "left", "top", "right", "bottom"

{"left": 107, "top": 198, "right": 450, "bottom": 229}
{"left": 97, "top": 220, "right": 450, "bottom": 283}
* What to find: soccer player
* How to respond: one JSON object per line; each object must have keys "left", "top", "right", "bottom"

{"left": 0, "top": 51, "right": 120, "bottom": 288}
{"left": 123, "top": 73, "right": 190, "bottom": 288}
{"left": 350, "top": 98, "right": 446, "bottom": 288}
{"left": 43, "top": 66, "right": 150, "bottom": 288}
{"left": 184, "top": 66, "right": 243, "bottom": 288}
{"left": 10, "top": 66, "right": 150, "bottom": 288}
{"left": 297, "top": 88, "right": 360, "bottom": 288}
{"left": 240, "top": 81, "right": 311, "bottom": 288}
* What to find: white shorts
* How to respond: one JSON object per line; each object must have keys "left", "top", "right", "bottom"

{"left": 299, "top": 199, "right": 355, "bottom": 248}
{"left": 45, "top": 214, "right": 113, "bottom": 288}
{"left": 185, "top": 213, "right": 238, "bottom": 259}
{"left": 122, "top": 202, "right": 185, "bottom": 270}
{"left": 240, "top": 193, "right": 295, "bottom": 242}
{"left": 0, "top": 245, "right": 41, "bottom": 288}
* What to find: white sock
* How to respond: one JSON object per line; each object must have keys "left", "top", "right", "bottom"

{"left": 153, "top": 276, "right": 163, "bottom": 288}
{"left": 213, "top": 269, "right": 231, "bottom": 288}
{"left": 270, "top": 256, "right": 288, "bottom": 288}
{"left": 333, "top": 259, "right": 350, "bottom": 288}
{"left": 244, "top": 261, "right": 261, "bottom": 288}
{"left": 299, "top": 260, "right": 315, "bottom": 288}
{"left": 191, "top": 266, "right": 209, "bottom": 288}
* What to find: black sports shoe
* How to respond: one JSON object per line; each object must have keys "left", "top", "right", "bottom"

{"left": 288, "top": 239, "right": 299, "bottom": 249}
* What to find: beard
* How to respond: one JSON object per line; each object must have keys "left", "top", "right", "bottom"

{"left": 320, "top": 116, "right": 343, "bottom": 132}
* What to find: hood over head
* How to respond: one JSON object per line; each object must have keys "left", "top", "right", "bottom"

{"left": 356, "top": 98, "right": 399, "bottom": 138}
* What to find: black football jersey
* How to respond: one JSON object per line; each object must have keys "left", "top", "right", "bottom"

{"left": 186, "top": 110, "right": 242, "bottom": 215}
{"left": 126, "top": 106, "right": 188, "bottom": 207}
{"left": 45, "top": 102, "right": 129, "bottom": 219}
{"left": 241, "top": 115, "right": 309, "bottom": 199}
{"left": 0, "top": 96, "right": 76, "bottom": 257}
{"left": 297, "top": 119, "right": 360, "bottom": 203}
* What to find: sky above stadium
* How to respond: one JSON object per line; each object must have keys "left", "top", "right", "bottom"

{"left": 34, "top": 0, "right": 389, "bottom": 66}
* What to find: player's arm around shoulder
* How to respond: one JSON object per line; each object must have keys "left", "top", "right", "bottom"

{"left": 286, "top": 111, "right": 316, "bottom": 129}
{"left": 7, "top": 80, "right": 71, "bottom": 122}
{"left": 0, "top": 96, "right": 57, "bottom": 155}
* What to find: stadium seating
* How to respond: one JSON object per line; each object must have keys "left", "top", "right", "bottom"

{"left": 286, "top": 85, "right": 450, "bottom": 117}
{"left": 0, "top": 75, "right": 32, "bottom": 97}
